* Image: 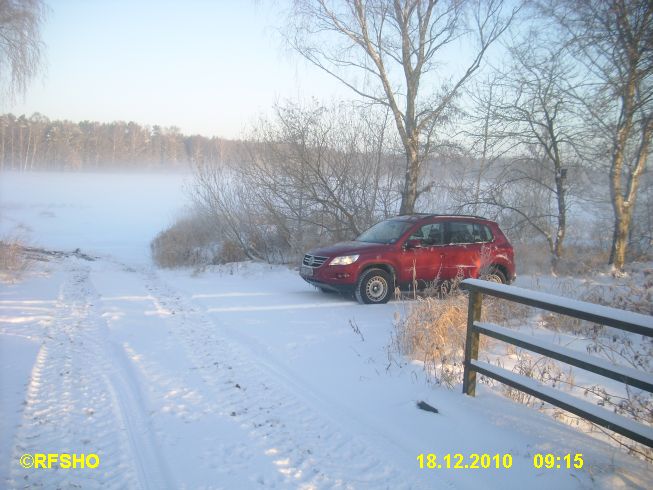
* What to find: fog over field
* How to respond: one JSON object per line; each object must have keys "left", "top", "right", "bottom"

{"left": 0, "top": 171, "right": 192, "bottom": 262}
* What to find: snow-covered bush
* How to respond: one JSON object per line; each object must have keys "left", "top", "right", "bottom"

{"left": 188, "top": 101, "right": 402, "bottom": 265}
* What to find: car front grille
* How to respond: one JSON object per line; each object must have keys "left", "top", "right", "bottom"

{"left": 302, "top": 254, "right": 328, "bottom": 268}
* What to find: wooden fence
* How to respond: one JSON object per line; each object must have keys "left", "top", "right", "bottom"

{"left": 459, "top": 278, "right": 653, "bottom": 448}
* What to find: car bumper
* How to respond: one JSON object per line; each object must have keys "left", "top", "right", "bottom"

{"left": 300, "top": 275, "right": 355, "bottom": 294}
{"left": 299, "top": 263, "right": 358, "bottom": 292}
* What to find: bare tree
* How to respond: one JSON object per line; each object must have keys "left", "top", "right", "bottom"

{"left": 245, "top": 102, "right": 400, "bottom": 242}
{"left": 0, "top": 0, "right": 47, "bottom": 101}
{"left": 192, "top": 160, "right": 267, "bottom": 261}
{"left": 538, "top": 0, "right": 653, "bottom": 271}
{"left": 459, "top": 35, "right": 585, "bottom": 270}
{"left": 288, "top": 0, "right": 518, "bottom": 214}
{"left": 191, "top": 101, "right": 403, "bottom": 262}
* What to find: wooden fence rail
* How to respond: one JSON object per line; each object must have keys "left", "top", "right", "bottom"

{"left": 459, "top": 278, "right": 653, "bottom": 448}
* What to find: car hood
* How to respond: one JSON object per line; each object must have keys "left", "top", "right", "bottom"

{"left": 307, "top": 241, "right": 390, "bottom": 257}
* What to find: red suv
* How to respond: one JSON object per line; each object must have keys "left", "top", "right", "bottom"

{"left": 299, "top": 214, "right": 516, "bottom": 304}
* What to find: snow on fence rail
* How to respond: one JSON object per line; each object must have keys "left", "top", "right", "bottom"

{"left": 459, "top": 278, "right": 653, "bottom": 448}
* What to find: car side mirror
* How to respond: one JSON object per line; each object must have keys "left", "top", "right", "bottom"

{"left": 404, "top": 238, "right": 422, "bottom": 249}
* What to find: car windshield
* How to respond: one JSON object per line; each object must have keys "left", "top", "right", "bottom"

{"left": 356, "top": 219, "right": 413, "bottom": 244}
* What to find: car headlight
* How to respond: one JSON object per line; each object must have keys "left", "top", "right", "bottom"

{"left": 329, "top": 254, "right": 360, "bottom": 266}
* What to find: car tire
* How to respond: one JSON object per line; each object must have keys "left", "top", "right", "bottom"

{"left": 355, "top": 268, "right": 392, "bottom": 304}
{"left": 482, "top": 267, "right": 507, "bottom": 284}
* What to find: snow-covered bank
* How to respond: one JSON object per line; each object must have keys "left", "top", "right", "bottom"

{"left": 1, "top": 171, "right": 651, "bottom": 488}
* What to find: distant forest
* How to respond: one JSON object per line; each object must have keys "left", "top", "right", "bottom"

{"left": 0, "top": 113, "right": 240, "bottom": 170}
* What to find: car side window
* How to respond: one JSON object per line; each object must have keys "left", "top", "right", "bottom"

{"left": 448, "top": 222, "right": 475, "bottom": 244}
{"left": 408, "top": 223, "right": 444, "bottom": 246}
{"left": 448, "top": 222, "right": 494, "bottom": 244}
{"left": 479, "top": 224, "right": 494, "bottom": 242}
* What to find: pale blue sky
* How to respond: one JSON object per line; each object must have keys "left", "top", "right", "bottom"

{"left": 5, "top": 0, "right": 348, "bottom": 138}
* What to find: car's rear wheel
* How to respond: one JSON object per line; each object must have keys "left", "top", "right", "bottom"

{"left": 355, "top": 268, "right": 391, "bottom": 304}
{"left": 482, "top": 267, "right": 507, "bottom": 284}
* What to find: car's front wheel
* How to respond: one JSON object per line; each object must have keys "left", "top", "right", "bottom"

{"left": 355, "top": 268, "right": 392, "bottom": 304}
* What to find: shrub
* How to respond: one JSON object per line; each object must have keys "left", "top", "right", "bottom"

{"left": 151, "top": 211, "right": 225, "bottom": 268}
{"left": 218, "top": 238, "right": 248, "bottom": 264}
{"left": 513, "top": 241, "right": 610, "bottom": 276}
{"left": 556, "top": 244, "right": 611, "bottom": 276}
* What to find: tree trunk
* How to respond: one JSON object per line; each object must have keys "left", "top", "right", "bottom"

{"left": 608, "top": 118, "right": 652, "bottom": 271}
{"left": 0, "top": 122, "right": 5, "bottom": 171}
{"left": 24, "top": 127, "right": 31, "bottom": 171}
{"left": 609, "top": 212, "right": 631, "bottom": 270}
{"left": 399, "top": 151, "right": 419, "bottom": 214}
{"left": 552, "top": 172, "right": 566, "bottom": 273}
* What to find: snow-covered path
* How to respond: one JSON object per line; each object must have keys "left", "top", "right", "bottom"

{"left": 2, "top": 253, "right": 651, "bottom": 489}
{"left": 3, "top": 255, "right": 432, "bottom": 489}
{"left": 100, "top": 258, "right": 413, "bottom": 488}
{"left": 7, "top": 260, "right": 172, "bottom": 489}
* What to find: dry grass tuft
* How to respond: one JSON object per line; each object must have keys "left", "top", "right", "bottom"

{"left": 392, "top": 291, "right": 514, "bottom": 388}
{"left": 0, "top": 236, "right": 31, "bottom": 282}
{"left": 391, "top": 276, "right": 535, "bottom": 388}
{"left": 151, "top": 211, "right": 246, "bottom": 268}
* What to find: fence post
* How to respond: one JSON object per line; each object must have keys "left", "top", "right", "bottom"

{"left": 463, "top": 289, "right": 482, "bottom": 396}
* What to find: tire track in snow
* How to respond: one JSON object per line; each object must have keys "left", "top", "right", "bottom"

{"left": 137, "top": 266, "right": 429, "bottom": 490}
{"left": 7, "top": 260, "right": 172, "bottom": 490}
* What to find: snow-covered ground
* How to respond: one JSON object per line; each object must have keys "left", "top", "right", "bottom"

{"left": 1, "top": 171, "right": 651, "bottom": 489}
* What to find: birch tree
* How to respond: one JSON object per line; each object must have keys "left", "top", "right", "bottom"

{"left": 461, "top": 35, "right": 584, "bottom": 270}
{"left": 0, "top": 0, "right": 47, "bottom": 101}
{"left": 539, "top": 0, "right": 653, "bottom": 271}
{"left": 289, "top": 0, "right": 518, "bottom": 214}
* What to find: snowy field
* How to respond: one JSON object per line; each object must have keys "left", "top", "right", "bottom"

{"left": 1, "top": 171, "right": 651, "bottom": 489}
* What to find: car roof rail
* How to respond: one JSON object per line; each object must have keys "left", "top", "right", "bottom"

{"left": 397, "top": 213, "right": 490, "bottom": 220}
